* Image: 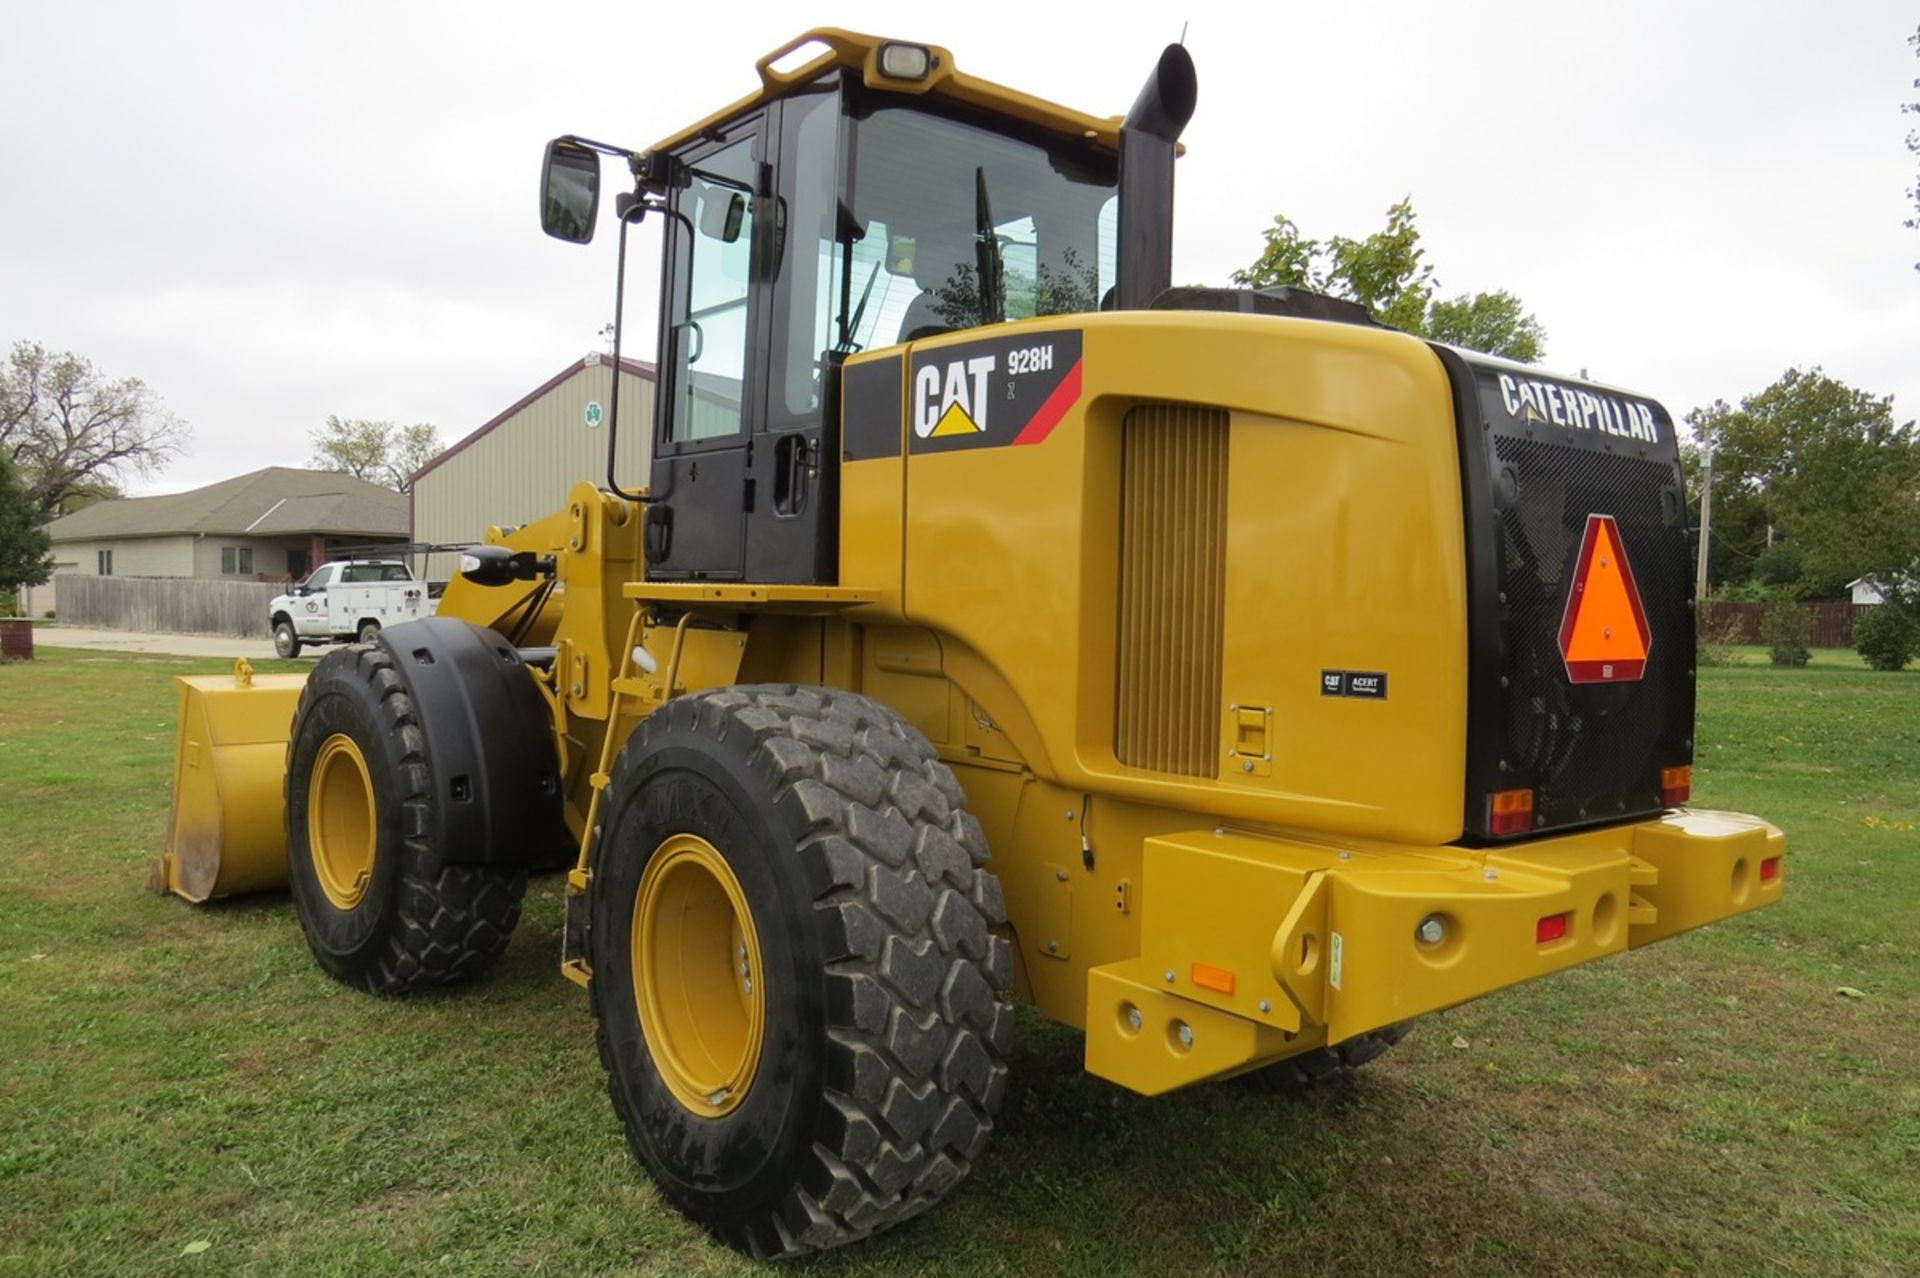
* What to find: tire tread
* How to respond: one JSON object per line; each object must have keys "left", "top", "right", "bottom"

{"left": 1237, "top": 1022, "right": 1413, "bottom": 1093}
{"left": 288, "top": 643, "right": 525, "bottom": 994}
{"left": 589, "top": 684, "right": 1009, "bottom": 1259}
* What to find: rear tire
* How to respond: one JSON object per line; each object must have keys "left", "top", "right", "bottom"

{"left": 285, "top": 643, "right": 526, "bottom": 993}
{"left": 272, "top": 619, "right": 300, "bottom": 658}
{"left": 356, "top": 619, "right": 380, "bottom": 644}
{"left": 1236, "top": 1023, "right": 1412, "bottom": 1092}
{"left": 588, "top": 684, "right": 1011, "bottom": 1258}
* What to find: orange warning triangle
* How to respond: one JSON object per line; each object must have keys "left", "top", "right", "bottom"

{"left": 1557, "top": 515, "right": 1651, "bottom": 683}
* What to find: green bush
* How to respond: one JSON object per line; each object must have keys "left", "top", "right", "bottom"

{"left": 1854, "top": 606, "right": 1917, "bottom": 672}
{"left": 1762, "top": 604, "right": 1812, "bottom": 667}
{"left": 1715, "top": 580, "right": 1777, "bottom": 603}
{"left": 1696, "top": 606, "right": 1744, "bottom": 666}
{"left": 1753, "top": 542, "right": 1804, "bottom": 587}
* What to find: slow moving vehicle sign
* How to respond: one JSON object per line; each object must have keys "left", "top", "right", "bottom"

{"left": 1556, "top": 513, "right": 1651, "bottom": 683}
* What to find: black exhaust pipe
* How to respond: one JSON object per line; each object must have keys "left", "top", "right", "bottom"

{"left": 1115, "top": 43, "right": 1198, "bottom": 310}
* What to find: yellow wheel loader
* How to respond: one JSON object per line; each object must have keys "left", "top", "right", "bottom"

{"left": 156, "top": 29, "right": 1786, "bottom": 1258}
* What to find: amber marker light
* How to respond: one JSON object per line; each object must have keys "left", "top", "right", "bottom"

{"left": 1660, "top": 765, "right": 1692, "bottom": 807}
{"left": 1190, "top": 962, "right": 1236, "bottom": 995}
{"left": 1489, "top": 788, "right": 1534, "bottom": 836}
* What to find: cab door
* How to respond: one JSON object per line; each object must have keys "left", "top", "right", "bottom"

{"left": 295, "top": 564, "right": 334, "bottom": 636}
{"left": 744, "top": 82, "right": 842, "bottom": 583}
{"left": 645, "top": 122, "right": 766, "bottom": 579}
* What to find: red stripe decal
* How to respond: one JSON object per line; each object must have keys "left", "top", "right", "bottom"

{"left": 1011, "top": 359, "right": 1083, "bottom": 446}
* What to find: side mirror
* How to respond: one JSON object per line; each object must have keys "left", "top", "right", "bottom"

{"left": 293, "top": 585, "right": 310, "bottom": 597}
{"left": 540, "top": 138, "right": 601, "bottom": 243}
{"left": 700, "top": 190, "right": 746, "bottom": 244}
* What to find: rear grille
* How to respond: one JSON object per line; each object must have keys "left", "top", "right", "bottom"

{"left": 1491, "top": 436, "right": 1693, "bottom": 826}
{"left": 1115, "top": 403, "right": 1229, "bottom": 777}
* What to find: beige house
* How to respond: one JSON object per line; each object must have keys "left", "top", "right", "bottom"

{"left": 27, "top": 467, "right": 407, "bottom": 615}
{"left": 410, "top": 353, "right": 656, "bottom": 579}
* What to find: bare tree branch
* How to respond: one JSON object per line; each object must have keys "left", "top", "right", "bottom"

{"left": 0, "top": 341, "right": 189, "bottom": 520}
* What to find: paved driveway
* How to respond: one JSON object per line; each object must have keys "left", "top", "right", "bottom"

{"left": 27, "top": 626, "right": 313, "bottom": 661}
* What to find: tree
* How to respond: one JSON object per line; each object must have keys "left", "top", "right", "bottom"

{"left": 1690, "top": 369, "right": 1920, "bottom": 605}
{"left": 0, "top": 450, "right": 54, "bottom": 602}
{"left": 1424, "top": 291, "right": 1547, "bottom": 365}
{"left": 1906, "top": 25, "right": 1918, "bottom": 269}
{"left": 1681, "top": 403, "right": 1772, "bottom": 589}
{"left": 309, "top": 417, "right": 444, "bottom": 492}
{"left": 1231, "top": 198, "right": 1547, "bottom": 361}
{"left": 0, "top": 341, "right": 189, "bottom": 522}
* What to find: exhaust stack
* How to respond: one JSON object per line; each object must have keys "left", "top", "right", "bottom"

{"left": 1115, "top": 43, "right": 1198, "bottom": 310}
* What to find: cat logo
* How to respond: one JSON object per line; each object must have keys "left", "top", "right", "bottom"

{"left": 913, "top": 355, "right": 994, "bottom": 438}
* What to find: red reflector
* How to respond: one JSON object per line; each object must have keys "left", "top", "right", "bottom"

{"left": 1536, "top": 912, "right": 1570, "bottom": 944}
{"left": 1660, "top": 765, "right": 1691, "bottom": 807}
{"left": 1760, "top": 856, "right": 1780, "bottom": 882}
{"left": 1489, "top": 788, "right": 1534, "bottom": 836}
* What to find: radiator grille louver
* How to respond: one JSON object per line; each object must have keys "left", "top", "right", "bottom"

{"left": 1115, "top": 404, "right": 1230, "bottom": 777}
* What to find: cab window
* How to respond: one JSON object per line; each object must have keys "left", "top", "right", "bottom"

{"left": 836, "top": 99, "right": 1117, "bottom": 349}
{"left": 665, "top": 137, "right": 757, "bottom": 443}
{"left": 304, "top": 565, "right": 335, "bottom": 592}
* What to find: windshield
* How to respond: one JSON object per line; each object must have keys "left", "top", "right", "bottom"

{"left": 826, "top": 98, "right": 1118, "bottom": 355}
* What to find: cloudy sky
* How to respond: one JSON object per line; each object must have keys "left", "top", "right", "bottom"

{"left": 4, "top": 1, "right": 1916, "bottom": 494}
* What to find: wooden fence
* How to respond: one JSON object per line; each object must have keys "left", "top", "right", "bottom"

{"left": 56, "top": 575, "right": 280, "bottom": 638}
{"left": 1699, "top": 600, "right": 1873, "bottom": 648}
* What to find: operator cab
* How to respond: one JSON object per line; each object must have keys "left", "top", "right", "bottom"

{"left": 538, "top": 30, "right": 1191, "bottom": 584}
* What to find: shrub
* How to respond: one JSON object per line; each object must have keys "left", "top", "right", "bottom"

{"left": 1761, "top": 604, "right": 1812, "bottom": 667}
{"left": 1854, "top": 606, "right": 1917, "bottom": 672}
{"left": 1716, "top": 580, "right": 1777, "bottom": 604}
{"left": 1696, "top": 606, "right": 1745, "bottom": 666}
{"left": 1753, "top": 542, "right": 1804, "bottom": 587}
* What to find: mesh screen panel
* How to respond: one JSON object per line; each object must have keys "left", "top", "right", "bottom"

{"left": 1489, "top": 436, "right": 1694, "bottom": 828}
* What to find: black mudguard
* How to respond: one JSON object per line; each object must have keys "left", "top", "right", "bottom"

{"left": 375, "top": 617, "right": 569, "bottom": 869}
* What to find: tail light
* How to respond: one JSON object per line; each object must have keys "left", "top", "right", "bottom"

{"left": 1536, "top": 912, "right": 1570, "bottom": 944}
{"left": 1489, "top": 788, "right": 1534, "bottom": 836}
{"left": 1660, "top": 765, "right": 1691, "bottom": 807}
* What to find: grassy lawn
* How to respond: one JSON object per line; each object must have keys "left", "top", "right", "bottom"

{"left": 2, "top": 647, "right": 1916, "bottom": 1277}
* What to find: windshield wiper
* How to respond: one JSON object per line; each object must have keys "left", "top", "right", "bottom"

{"left": 974, "top": 166, "right": 1005, "bottom": 326}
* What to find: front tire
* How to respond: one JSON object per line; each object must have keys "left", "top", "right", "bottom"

{"left": 588, "top": 685, "right": 1011, "bottom": 1258}
{"left": 272, "top": 618, "right": 301, "bottom": 658}
{"left": 285, "top": 644, "right": 526, "bottom": 993}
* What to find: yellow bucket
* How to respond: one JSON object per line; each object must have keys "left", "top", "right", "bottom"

{"left": 151, "top": 660, "right": 307, "bottom": 902}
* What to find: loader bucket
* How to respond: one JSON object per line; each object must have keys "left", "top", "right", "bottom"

{"left": 151, "top": 660, "right": 307, "bottom": 903}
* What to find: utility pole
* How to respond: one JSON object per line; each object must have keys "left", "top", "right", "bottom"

{"left": 1694, "top": 443, "right": 1714, "bottom": 600}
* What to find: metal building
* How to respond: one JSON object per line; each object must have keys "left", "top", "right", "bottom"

{"left": 410, "top": 354, "right": 656, "bottom": 579}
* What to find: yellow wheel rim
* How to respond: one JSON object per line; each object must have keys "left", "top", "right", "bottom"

{"left": 308, "top": 733, "right": 377, "bottom": 910}
{"left": 632, "top": 833, "right": 765, "bottom": 1118}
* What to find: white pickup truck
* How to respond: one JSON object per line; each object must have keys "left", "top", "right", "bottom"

{"left": 269, "top": 559, "right": 439, "bottom": 658}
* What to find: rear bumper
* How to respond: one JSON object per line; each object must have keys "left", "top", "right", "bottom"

{"left": 1084, "top": 809, "right": 1783, "bottom": 1095}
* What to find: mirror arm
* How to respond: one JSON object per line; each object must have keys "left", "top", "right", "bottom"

{"left": 603, "top": 199, "right": 651, "bottom": 504}
{"left": 559, "top": 133, "right": 637, "bottom": 161}
{"left": 601, "top": 195, "right": 694, "bottom": 505}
